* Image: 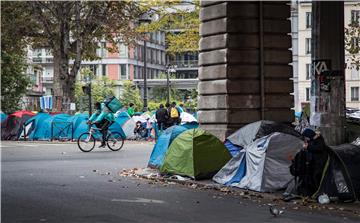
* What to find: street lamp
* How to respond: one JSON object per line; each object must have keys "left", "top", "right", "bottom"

{"left": 82, "top": 75, "right": 92, "bottom": 115}
{"left": 139, "top": 13, "right": 152, "bottom": 112}
{"left": 166, "top": 65, "right": 176, "bottom": 104}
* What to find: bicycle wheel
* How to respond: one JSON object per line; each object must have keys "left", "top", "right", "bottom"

{"left": 77, "top": 133, "right": 96, "bottom": 152}
{"left": 106, "top": 132, "right": 124, "bottom": 151}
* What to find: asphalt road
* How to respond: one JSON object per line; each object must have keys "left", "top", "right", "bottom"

{"left": 1, "top": 141, "right": 359, "bottom": 223}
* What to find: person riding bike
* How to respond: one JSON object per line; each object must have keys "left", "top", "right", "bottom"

{"left": 87, "top": 102, "right": 115, "bottom": 148}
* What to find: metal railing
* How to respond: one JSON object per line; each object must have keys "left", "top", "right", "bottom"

{"left": 169, "top": 60, "right": 198, "bottom": 68}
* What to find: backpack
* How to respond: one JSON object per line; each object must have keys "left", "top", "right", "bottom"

{"left": 170, "top": 107, "right": 179, "bottom": 118}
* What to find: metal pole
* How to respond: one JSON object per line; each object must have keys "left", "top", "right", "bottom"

{"left": 88, "top": 82, "right": 92, "bottom": 116}
{"left": 166, "top": 68, "right": 170, "bottom": 104}
{"left": 143, "top": 39, "right": 148, "bottom": 112}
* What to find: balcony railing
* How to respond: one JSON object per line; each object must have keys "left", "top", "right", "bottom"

{"left": 169, "top": 60, "right": 198, "bottom": 68}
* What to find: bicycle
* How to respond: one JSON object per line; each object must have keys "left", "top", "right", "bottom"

{"left": 77, "top": 124, "right": 124, "bottom": 152}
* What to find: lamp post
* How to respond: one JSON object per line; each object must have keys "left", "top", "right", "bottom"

{"left": 166, "top": 65, "right": 176, "bottom": 104}
{"left": 82, "top": 75, "right": 92, "bottom": 115}
{"left": 139, "top": 13, "right": 152, "bottom": 112}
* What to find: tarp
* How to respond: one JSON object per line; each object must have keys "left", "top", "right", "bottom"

{"left": 121, "top": 118, "right": 136, "bottom": 139}
{"left": 160, "top": 128, "right": 232, "bottom": 180}
{"left": 71, "top": 114, "right": 89, "bottom": 139}
{"left": 1, "top": 110, "right": 35, "bottom": 140}
{"left": 148, "top": 125, "right": 188, "bottom": 168}
{"left": 226, "top": 120, "right": 301, "bottom": 155}
{"left": 214, "top": 132, "right": 303, "bottom": 192}
{"left": 180, "top": 112, "right": 197, "bottom": 124}
{"left": 23, "top": 113, "right": 52, "bottom": 140}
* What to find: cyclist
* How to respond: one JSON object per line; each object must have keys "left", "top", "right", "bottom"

{"left": 87, "top": 102, "right": 115, "bottom": 148}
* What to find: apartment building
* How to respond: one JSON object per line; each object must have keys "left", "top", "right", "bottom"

{"left": 292, "top": 1, "right": 360, "bottom": 111}
{"left": 33, "top": 32, "right": 167, "bottom": 98}
{"left": 21, "top": 47, "right": 45, "bottom": 110}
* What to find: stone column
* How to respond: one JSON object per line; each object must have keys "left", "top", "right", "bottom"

{"left": 310, "top": 1, "right": 345, "bottom": 145}
{"left": 198, "top": 1, "right": 293, "bottom": 140}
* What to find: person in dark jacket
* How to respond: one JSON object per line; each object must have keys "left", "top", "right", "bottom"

{"left": 291, "top": 128, "right": 330, "bottom": 196}
{"left": 155, "top": 104, "right": 168, "bottom": 131}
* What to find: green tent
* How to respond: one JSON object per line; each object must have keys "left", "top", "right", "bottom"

{"left": 160, "top": 128, "right": 232, "bottom": 180}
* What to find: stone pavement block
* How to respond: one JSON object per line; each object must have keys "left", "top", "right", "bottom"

{"left": 200, "top": 2, "right": 227, "bottom": 22}
{"left": 198, "top": 95, "right": 228, "bottom": 110}
{"left": 198, "top": 79, "right": 227, "bottom": 95}
{"left": 198, "top": 64, "right": 227, "bottom": 80}
{"left": 197, "top": 110, "right": 228, "bottom": 123}
{"left": 199, "top": 49, "right": 227, "bottom": 66}
{"left": 264, "top": 65, "right": 293, "bottom": 78}
{"left": 264, "top": 50, "right": 292, "bottom": 64}
{"left": 200, "top": 34, "right": 227, "bottom": 51}
{"left": 264, "top": 109, "right": 294, "bottom": 123}
{"left": 263, "top": 3, "right": 290, "bottom": 19}
{"left": 265, "top": 80, "right": 293, "bottom": 94}
{"left": 200, "top": 18, "right": 227, "bottom": 36}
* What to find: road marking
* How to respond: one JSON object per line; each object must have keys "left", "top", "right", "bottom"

{"left": 111, "top": 198, "right": 165, "bottom": 204}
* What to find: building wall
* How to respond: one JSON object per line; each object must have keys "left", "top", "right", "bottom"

{"left": 295, "top": 2, "right": 360, "bottom": 110}
{"left": 33, "top": 33, "right": 167, "bottom": 99}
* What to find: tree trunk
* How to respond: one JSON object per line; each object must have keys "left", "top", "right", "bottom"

{"left": 53, "top": 9, "right": 75, "bottom": 112}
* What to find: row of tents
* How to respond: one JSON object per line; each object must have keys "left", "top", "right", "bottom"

{"left": 1, "top": 110, "right": 199, "bottom": 141}
{"left": 148, "top": 120, "right": 360, "bottom": 202}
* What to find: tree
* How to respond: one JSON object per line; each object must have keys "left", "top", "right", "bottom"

{"left": 1, "top": 1, "right": 31, "bottom": 113}
{"left": 6, "top": 1, "right": 143, "bottom": 111}
{"left": 74, "top": 68, "right": 115, "bottom": 112}
{"left": 1, "top": 53, "right": 30, "bottom": 113}
{"left": 120, "top": 81, "right": 142, "bottom": 112}
{"left": 137, "top": 0, "right": 200, "bottom": 55}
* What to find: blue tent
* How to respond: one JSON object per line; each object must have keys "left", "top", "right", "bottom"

{"left": 25, "top": 113, "right": 53, "bottom": 140}
{"left": 148, "top": 125, "right": 188, "bottom": 168}
{"left": 224, "top": 140, "right": 243, "bottom": 157}
{"left": 1, "top": 112, "right": 7, "bottom": 123}
{"left": 71, "top": 114, "right": 89, "bottom": 139}
{"left": 181, "top": 122, "right": 199, "bottom": 130}
{"left": 26, "top": 114, "right": 72, "bottom": 140}
{"left": 108, "top": 112, "right": 129, "bottom": 138}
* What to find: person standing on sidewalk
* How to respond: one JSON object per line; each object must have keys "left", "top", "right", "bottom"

{"left": 169, "top": 102, "right": 181, "bottom": 125}
{"left": 156, "top": 104, "right": 168, "bottom": 131}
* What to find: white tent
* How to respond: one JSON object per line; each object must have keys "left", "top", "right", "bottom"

{"left": 180, "top": 112, "right": 197, "bottom": 124}
{"left": 213, "top": 132, "right": 303, "bottom": 192}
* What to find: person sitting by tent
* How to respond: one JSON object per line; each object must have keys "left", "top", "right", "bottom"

{"left": 87, "top": 102, "right": 115, "bottom": 148}
{"left": 290, "top": 128, "right": 330, "bottom": 197}
{"left": 133, "top": 121, "right": 147, "bottom": 140}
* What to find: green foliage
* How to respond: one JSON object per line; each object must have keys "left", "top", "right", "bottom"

{"left": 120, "top": 80, "right": 143, "bottom": 112}
{"left": 1, "top": 1, "right": 31, "bottom": 113}
{"left": 75, "top": 68, "right": 115, "bottom": 112}
{"left": 1, "top": 53, "right": 30, "bottom": 113}
{"left": 345, "top": 21, "right": 360, "bottom": 70}
{"left": 137, "top": 0, "right": 200, "bottom": 55}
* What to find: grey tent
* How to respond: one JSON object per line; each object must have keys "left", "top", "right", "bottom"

{"left": 213, "top": 132, "right": 303, "bottom": 192}
{"left": 226, "top": 120, "right": 301, "bottom": 148}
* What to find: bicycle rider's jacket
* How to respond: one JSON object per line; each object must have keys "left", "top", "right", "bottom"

{"left": 89, "top": 103, "right": 115, "bottom": 123}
